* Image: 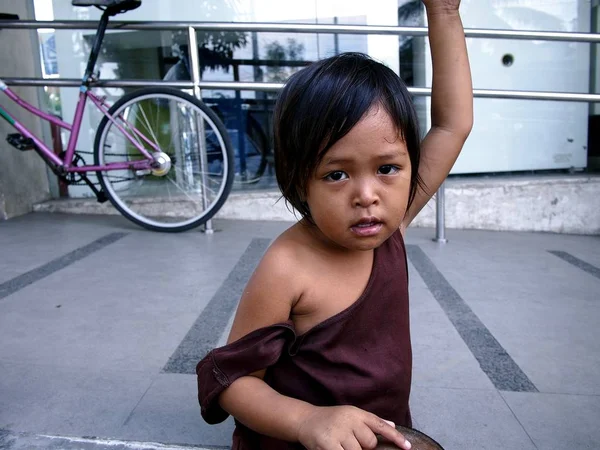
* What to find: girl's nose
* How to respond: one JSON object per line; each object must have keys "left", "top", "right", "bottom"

{"left": 353, "top": 180, "right": 379, "bottom": 208}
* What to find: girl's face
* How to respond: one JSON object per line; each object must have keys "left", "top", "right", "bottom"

{"left": 305, "top": 106, "right": 412, "bottom": 252}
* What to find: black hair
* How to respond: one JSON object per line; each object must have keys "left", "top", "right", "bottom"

{"left": 273, "top": 52, "right": 424, "bottom": 221}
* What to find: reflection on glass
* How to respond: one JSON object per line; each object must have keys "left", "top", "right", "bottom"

{"left": 397, "top": 0, "right": 424, "bottom": 87}
{"left": 46, "top": 0, "right": 403, "bottom": 196}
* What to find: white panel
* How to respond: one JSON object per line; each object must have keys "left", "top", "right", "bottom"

{"left": 422, "top": 0, "right": 591, "bottom": 174}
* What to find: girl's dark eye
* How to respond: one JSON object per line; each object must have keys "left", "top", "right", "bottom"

{"left": 378, "top": 165, "right": 400, "bottom": 175}
{"left": 325, "top": 171, "right": 348, "bottom": 182}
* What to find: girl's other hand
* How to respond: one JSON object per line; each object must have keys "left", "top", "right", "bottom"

{"left": 296, "top": 405, "right": 411, "bottom": 450}
{"left": 421, "top": 0, "right": 461, "bottom": 13}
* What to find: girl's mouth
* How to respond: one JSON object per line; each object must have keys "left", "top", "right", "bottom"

{"left": 351, "top": 218, "right": 383, "bottom": 237}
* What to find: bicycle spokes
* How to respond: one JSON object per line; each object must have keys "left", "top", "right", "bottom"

{"left": 94, "top": 89, "right": 234, "bottom": 231}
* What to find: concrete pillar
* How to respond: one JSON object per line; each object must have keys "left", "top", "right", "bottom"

{"left": 0, "top": 0, "right": 51, "bottom": 220}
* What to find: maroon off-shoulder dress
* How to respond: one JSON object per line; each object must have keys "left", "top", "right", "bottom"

{"left": 197, "top": 230, "right": 412, "bottom": 449}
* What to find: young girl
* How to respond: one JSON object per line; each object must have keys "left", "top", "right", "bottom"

{"left": 196, "top": 1, "right": 473, "bottom": 449}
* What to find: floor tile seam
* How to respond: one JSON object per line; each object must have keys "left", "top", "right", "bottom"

{"left": 410, "top": 384, "right": 498, "bottom": 392}
{"left": 3, "top": 363, "right": 168, "bottom": 375}
{"left": 2, "top": 370, "right": 160, "bottom": 413}
{"left": 0, "top": 358, "right": 159, "bottom": 376}
{"left": 497, "top": 390, "right": 540, "bottom": 450}
{"left": 121, "top": 376, "right": 158, "bottom": 427}
{"left": 501, "top": 389, "right": 600, "bottom": 397}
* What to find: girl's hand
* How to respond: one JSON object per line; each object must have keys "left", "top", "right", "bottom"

{"left": 296, "top": 405, "right": 411, "bottom": 450}
{"left": 421, "top": 0, "right": 461, "bottom": 13}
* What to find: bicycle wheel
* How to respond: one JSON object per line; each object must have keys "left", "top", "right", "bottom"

{"left": 94, "top": 87, "right": 234, "bottom": 232}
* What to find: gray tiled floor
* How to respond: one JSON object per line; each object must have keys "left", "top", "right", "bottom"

{"left": 0, "top": 213, "right": 599, "bottom": 450}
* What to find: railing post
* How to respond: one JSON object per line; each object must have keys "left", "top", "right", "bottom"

{"left": 187, "top": 26, "right": 213, "bottom": 234}
{"left": 433, "top": 181, "right": 447, "bottom": 243}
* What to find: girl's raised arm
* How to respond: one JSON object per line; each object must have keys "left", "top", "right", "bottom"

{"left": 402, "top": 0, "right": 473, "bottom": 229}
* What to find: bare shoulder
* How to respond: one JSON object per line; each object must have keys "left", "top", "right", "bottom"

{"left": 226, "top": 224, "right": 309, "bottom": 343}
{"left": 263, "top": 226, "right": 307, "bottom": 276}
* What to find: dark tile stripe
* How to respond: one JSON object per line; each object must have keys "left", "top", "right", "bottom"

{"left": 0, "top": 232, "right": 128, "bottom": 301}
{"left": 548, "top": 251, "right": 600, "bottom": 280}
{"left": 406, "top": 245, "right": 538, "bottom": 393}
{"left": 164, "top": 238, "right": 272, "bottom": 374}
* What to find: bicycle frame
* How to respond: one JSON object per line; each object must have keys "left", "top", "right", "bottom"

{"left": 0, "top": 6, "right": 157, "bottom": 176}
{"left": 0, "top": 78, "right": 156, "bottom": 174}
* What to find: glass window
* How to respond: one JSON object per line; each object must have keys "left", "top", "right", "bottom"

{"left": 39, "top": 0, "right": 595, "bottom": 198}
{"left": 42, "top": 0, "right": 399, "bottom": 196}
{"left": 446, "top": 0, "right": 592, "bottom": 174}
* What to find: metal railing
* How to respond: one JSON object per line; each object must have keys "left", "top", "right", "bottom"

{"left": 2, "top": 20, "right": 599, "bottom": 238}
{"left": 2, "top": 20, "right": 600, "bottom": 42}
{"left": 2, "top": 20, "right": 599, "bottom": 102}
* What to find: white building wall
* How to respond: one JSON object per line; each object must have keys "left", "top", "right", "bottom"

{"left": 421, "top": 0, "right": 591, "bottom": 174}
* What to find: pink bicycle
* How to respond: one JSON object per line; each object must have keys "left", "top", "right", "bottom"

{"left": 0, "top": 0, "right": 235, "bottom": 232}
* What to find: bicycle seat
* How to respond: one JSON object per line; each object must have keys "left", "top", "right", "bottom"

{"left": 71, "top": 0, "right": 141, "bottom": 13}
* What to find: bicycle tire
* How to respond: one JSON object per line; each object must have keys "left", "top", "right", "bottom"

{"left": 93, "top": 87, "right": 235, "bottom": 232}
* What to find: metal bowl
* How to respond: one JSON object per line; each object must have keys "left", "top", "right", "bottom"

{"left": 376, "top": 425, "right": 444, "bottom": 450}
